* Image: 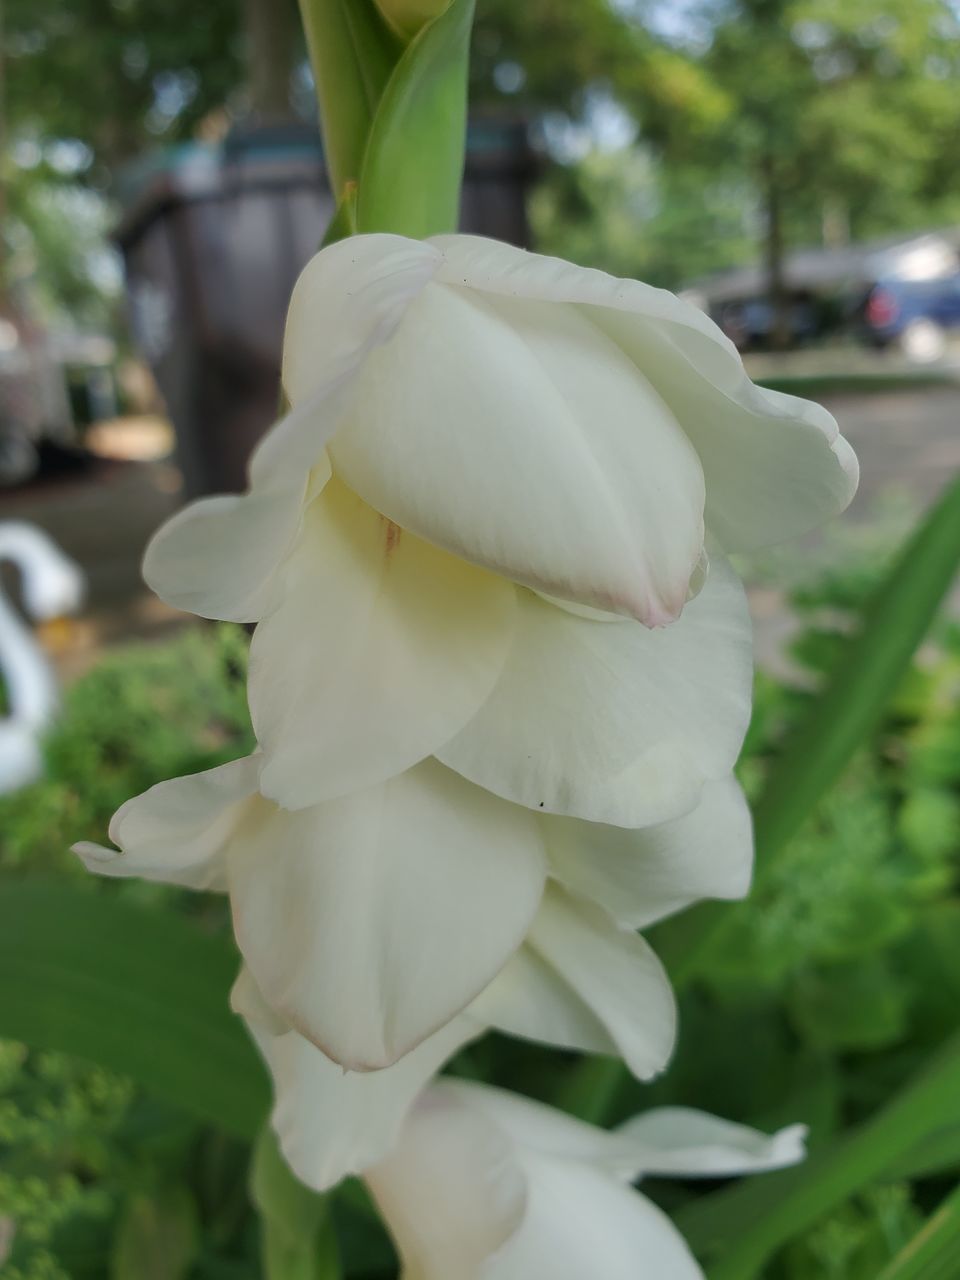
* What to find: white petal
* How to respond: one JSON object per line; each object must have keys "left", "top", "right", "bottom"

{"left": 365, "top": 1084, "right": 528, "bottom": 1280}
{"left": 438, "top": 556, "right": 752, "bottom": 827}
{"left": 232, "top": 969, "right": 478, "bottom": 1192}
{"left": 443, "top": 1081, "right": 642, "bottom": 1177}
{"left": 251, "top": 481, "right": 517, "bottom": 809}
{"left": 142, "top": 486, "right": 302, "bottom": 624}
{"left": 282, "top": 234, "right": 442, "bottom": 410}
{"left": 474, "top": 885, "right": 676, "bottom": 1081}
{"left": 332, "top": 281, "right": 705, "bottom": 625}
{"left": 542, "top": 775, "right": 753, "bottom": 929}
{"left": 430, "top": 234, "right": 858, "bottom": 550}
{"left": 617, "top": 1108, "right": 808, "bottom": 1179}
{"left": 146, "top": 234, "right": 432, "bottom": 623}
{"left": 142, "top": 404, "right": 331, "bottom": 623}
{"left": 226, "top": 759, "right": 547, "bottom": 1069}
{"left": 598, "top": 317, "right": 860, "bottom": 552}
{"left": 486, "top": 1153, "right": 703, "bottom": 1280}
{"left": 72, "top": 755, "right": 261, "bottom": 890}
{"left": 468, "top": 943, "right": 618, "bottom": 1061}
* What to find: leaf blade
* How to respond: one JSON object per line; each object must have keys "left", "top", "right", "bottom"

{"left": 0, "top": 881, "right": 268, "bottom": 1138}
{"left": 877, "top": 1183, "right": 960, "bottom": 1280}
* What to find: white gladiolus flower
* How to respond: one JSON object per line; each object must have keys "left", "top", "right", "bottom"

{"left": 363, "top": 1079, "right": 807, "bottom": 1280}
{"left": 74, "top": 754, "right": 752, "bottom": 1073}
{"left": 143, "top": 234, "right": 856, "bottom": 827}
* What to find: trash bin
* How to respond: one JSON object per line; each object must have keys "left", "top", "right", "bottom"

{"left": 116, "top": 120, "right": 536, "bottom": 495}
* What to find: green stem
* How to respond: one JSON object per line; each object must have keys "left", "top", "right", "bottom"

{"left": 252, "top": 1125, "right": 341, "bottom": 1280}
{"left": 297, "top": 0, "right": 399, "bottom": 195}
{"left": 298, "top": 0, "right": 471, "bottom": 238}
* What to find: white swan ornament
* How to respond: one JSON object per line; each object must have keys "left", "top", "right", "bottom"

{"left": 0, "top": 522, "right": 86, "bottom": 794}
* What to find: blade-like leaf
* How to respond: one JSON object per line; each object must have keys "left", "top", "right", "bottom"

{"left": 877, "top": 1183, "right": 960, "bottom": 1280}
{"left": 887, "top": 1124, "right": 960, "bottom": 1182}
{"left": 0, "top": 881, "right": 268, "bottom": 1137}
{"left": 675, "top": 1033, "right": 960, "bottom": 1280}
{"left": 298, "top": 0, "right": 400, "bottom": 195}
{"left": 357, "top": 0, "right": 474, "bottom": 236}
{"left": 656, "top": 473, "right": 960, "bottom": 985}
{"left": 251, "top": 1125, "right": 341, "bottom": 1280}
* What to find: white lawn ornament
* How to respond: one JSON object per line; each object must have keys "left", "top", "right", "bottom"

{"left": 0, "top": 522, "right": 84, "bottom": 794}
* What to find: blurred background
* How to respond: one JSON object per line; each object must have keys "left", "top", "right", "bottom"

{"left": 2, "top": 2, "right": 960, "bottom": 1277}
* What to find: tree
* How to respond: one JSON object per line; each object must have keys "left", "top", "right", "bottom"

{"left": 3, "top": 0, "right": 301, "bottom": 179}
{"left": 676, "top": 0, "right": 960, "bottom": 340}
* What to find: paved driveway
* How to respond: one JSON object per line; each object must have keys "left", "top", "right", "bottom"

{"left": 824, "top": 384, "right": 960, "bottom": 519}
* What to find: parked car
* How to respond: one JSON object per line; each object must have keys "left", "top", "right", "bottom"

{"left": 860, "top": 273, "right": 960, "bottom": 362}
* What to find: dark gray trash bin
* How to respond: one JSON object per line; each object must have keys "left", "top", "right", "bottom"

{"left": 116, "top": 120, "right": 536, "bottom": 495}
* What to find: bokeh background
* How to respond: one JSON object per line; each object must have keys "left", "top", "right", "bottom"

{"left": 2, "top": 2, "right": 960, "bottom": 1277}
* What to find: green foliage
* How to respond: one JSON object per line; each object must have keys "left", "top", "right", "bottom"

{"left": 495, "top": 0, "right": 960, "bottom": 290}
{"left": 655, "top": 524, "right": 960, "bottom": 1277}
{"left": 877, "top": 1182, "right": 960, "bottom": 1280}
{"left": 0, "top": 623, "right": 253, "bottom": 879}
{"left": 0, "top": 1048, "right": 125, "bottom": 1280}
{"left": 5, "top": 0, "right": 247, "bottom": 173}
{"left": 4, "top": 164, "right": 120, "bottom": 330}
{"left": 0, "top": 625, "right": 259, "bottom": 1280}
{"left": 781, "top": 1183, "right": 921, "bottom": 1280}
{"left": 529, "top": 149, "right": 755, "bottom": 291}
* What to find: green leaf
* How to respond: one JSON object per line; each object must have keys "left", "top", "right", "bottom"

{"left": 112, "top": 1186, "right": 200, "bottom": 1280}
{"left": 876, "top": 1184, "right": 960, "bottom": 1280}
{"left": 0, "top": 881, "right": 268, "bottom": 1138}
{"left": 297, "top": 0, "right": 400, "bottom": 195}
{"left": 887, "top": 1124, "right": 960, "bottom": 1182}
{"left": 357, "top": 0, "right": 475, "bottom": 236}
{"left": 656, "top": 473, "right": 960, "bottom": 986}
{"left": 677, "top": 1033, "right": 960, "bottom": 1280}
{"left": 551, "top": 1055, "right": 625, "bottom": 1124}
{"left": 251, "top": 1125, "right": 341, "bottom": 1280}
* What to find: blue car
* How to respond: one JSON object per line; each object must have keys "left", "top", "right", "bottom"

{"left": 861, "top": 273, "right": 960, "bottom": 362}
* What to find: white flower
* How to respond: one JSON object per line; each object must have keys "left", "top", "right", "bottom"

{"left": 363, "top": 1078, "right": 807, "bottom": 1279}
{"left": 74, "top": 754, "right": 751, "bottom": 1075}
{"left": 143, "top": 235, "right": 856, "bottom": 827}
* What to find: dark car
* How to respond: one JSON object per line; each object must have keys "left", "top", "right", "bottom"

{"left": 717, "top": 296, "right": 819, "bottom": 350}
{"left": 860, "top": 273, "right": 960, "bottom": 362}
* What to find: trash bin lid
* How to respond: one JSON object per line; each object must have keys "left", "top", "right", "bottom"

{"left": 114, "top": 126, "right": 328, "bottom": 248}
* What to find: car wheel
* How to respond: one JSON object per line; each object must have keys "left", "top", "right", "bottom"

{"left": 900, "top": 318, "right": 946, "bottom": 364}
